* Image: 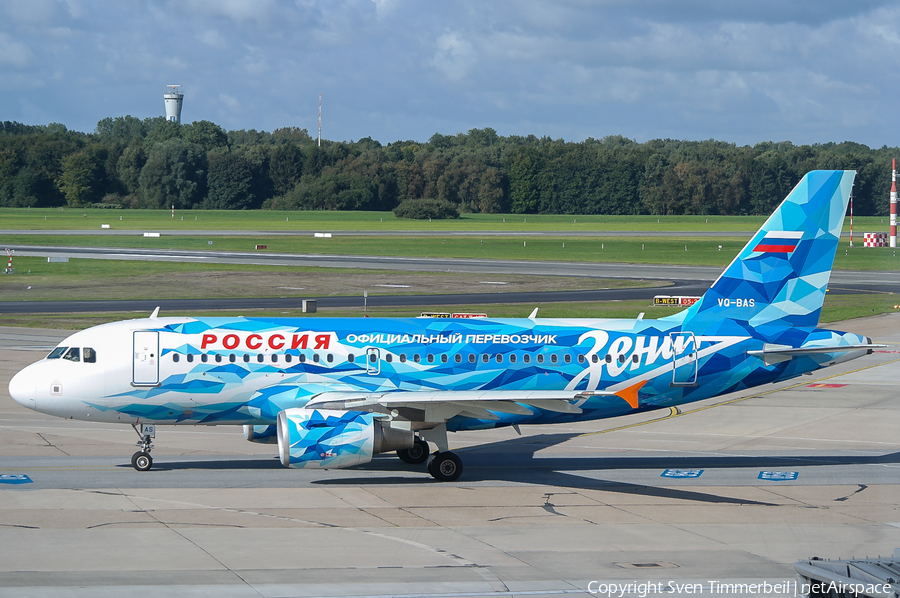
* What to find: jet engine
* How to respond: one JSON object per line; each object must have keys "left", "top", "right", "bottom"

{"left": 276, "top": 408, "right": 413, "bottom": 469}
{"left": 243, "top": 424, "right": 278, "bottom": 444}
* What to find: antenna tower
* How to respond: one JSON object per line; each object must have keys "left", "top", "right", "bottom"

{"left": 891, "top": 158, "right": 897, "bottom": 248}
{"left": 318, "top": 92, "right": 322, "bottom": 147}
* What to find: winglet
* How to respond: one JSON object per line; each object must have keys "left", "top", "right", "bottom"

{"left": 614, "top": 380, "right": 647, "bottom": 409}
{"left": 528, "top": 308, "right": 539, "bottom": 320}
{"left": 150, "top": 306, "right": 160, "bottom": 319}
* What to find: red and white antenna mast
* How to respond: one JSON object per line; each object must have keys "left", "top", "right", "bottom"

{"left": 318, "top": 92, "right": 322, "bottom": 147}
{"left": 891, "top": 158, "right": 897, "bottom": 248}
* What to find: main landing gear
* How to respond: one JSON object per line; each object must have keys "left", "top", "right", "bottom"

{"left": 427, "top": 451, "right": 462, "bottom": 482}
{"left": 396, "top": 434, "right": 464, "bottom": 482}
{"left": 397, "top": 437, "right": 430, "bottom": 464}
{"left": 131, "top": 423, "right": 155, "bottom": 471}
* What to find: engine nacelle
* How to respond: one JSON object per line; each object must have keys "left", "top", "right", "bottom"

{"left": 277, "top": 408, "right": 413, "bottom": 469}
{"left": 243, "top": 424, "right": 278, "bottom": 444}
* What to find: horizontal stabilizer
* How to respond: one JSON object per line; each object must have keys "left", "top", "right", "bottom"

{"left": 748, "top": 343, "right": 884, "bottom": 365}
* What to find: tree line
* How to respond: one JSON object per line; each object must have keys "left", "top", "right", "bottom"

{"left": 0, "top": 117, "right": 894, "bottom": 216}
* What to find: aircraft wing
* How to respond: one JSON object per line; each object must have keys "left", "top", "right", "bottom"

{"left": 304, "top": 389, "right": 615, "bottom": 421}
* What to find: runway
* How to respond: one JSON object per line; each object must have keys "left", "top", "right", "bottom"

{"left": 0, "top": 283, "right": 710, "bottom": 314}
{"left": 1, "top": 316, "right": 899, "bottom": 597}
{"left": 7, "top": 244, "right": 900, "bottom": 287}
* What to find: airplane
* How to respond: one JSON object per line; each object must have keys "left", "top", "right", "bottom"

{"left": 8, "top": 170, "right": 882, "bottom": 481}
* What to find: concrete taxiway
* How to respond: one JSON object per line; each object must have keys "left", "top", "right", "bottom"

{"left": 1, "top": 316, "right": 899, "bottom": 598}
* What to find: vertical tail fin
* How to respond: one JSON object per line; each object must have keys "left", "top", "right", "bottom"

{"left": 680, "top": 170, "right": 855, "bottom": 335}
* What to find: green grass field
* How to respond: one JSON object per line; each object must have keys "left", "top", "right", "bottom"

{"left": 1, "top": 206, "right": 893, "bottom": 234}
{"left": 0, "top": 257, "right": 660, "bottom": 302}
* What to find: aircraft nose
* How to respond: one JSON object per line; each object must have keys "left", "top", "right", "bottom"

{"left": 8, "top": 367, "right": 36, "bottom": 410}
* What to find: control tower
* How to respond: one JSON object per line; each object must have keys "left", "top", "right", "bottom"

{"left": 164, "top": 85, "right": 184, "bottom": 123}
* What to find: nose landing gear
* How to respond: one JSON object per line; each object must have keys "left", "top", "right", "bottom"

{"left": 131, "top": 423, "right": 155, "bottom": 471}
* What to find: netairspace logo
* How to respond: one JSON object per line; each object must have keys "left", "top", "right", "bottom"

{"left": 586, "top": 580, "right": 894, "bottom": 597}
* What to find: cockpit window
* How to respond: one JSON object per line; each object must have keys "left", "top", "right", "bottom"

{"left": 47, "top": 347, "right": 68, "bottom": 359}
{"left": 63, "top": 347, "right": 81, "bottom": 362}
{"left": 83, "top": 347, "right": 96, "bottom": 363}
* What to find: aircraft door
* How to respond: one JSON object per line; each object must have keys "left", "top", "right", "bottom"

{"left": 133, "top": 331, "right": 160, "bottom": 386}
{"left": 669, "top": 332, "right": 698, "bottom": 387}
{"left": 366, "top": 347, "right": 380, "bottom": 375}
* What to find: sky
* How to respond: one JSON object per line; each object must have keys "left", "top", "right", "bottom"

{"left": 2, "top": 0, "right": 900, "bottom": 148}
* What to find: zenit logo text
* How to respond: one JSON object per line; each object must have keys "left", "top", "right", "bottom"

{"left": 200, "top": 333, "right": 332, "bottom": 351}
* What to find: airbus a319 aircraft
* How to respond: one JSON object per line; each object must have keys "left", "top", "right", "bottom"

{"left": 8, "top": 171, "right": 879, "bottom": 481}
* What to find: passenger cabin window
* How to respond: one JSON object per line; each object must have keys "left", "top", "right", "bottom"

{"left": 536, "top": 354, "right": 544, "bottom": 364}
{"left": 201, "top": 354, "right": 208, "bottom": 363}
{"left": 187, "top": 354, "right": 194, "bottom": 363}
{"left": 243, "top": 354, "right": 250, "bottom": 363}
{"left": 509, "top": 354, "right": 516, "bottom": 364}
{"left": 523, "top": 354, "right": 530, "bottom": 363}
{"left": 400, "top": 354, "right": 407, "bottom": 363}
{"left": 441, "top": 354, "right": 448, "bottom": 363}
{"left": 63, "top": 347, "right": 80, "bottom": 362}
{"left": 173, "top": 353, "right": 180, "bottom": 363}
{"left": 550, "top": 354, "right": 558, "bottom": 364}
{"left": 348, "top": 353, "right": 355, "bottom": 363}
{"left": 83, "top": 348, "right": 96, "bottom": 363}
{"left": 47, "top": 347, "right": 67, "bottom": 359}
{"left": 215, "top": 354, "right": 222, "bottom": 363}
{"left": 230, "top": 354, "right": 236, "bottom": 363}
{"left": 313, "top": 354, "right": 320, "bottom": 363}
{"left": 385, "top": 354, "right": 393, "bottom": 363}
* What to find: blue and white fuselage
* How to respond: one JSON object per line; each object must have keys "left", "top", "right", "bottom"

{"left": 7, "top": 171, "right": 880, "bottom": 480}
{"left": 11, "top": 315, "right": 869, "bottom": 428}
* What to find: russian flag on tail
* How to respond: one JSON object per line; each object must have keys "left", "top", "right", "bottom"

{"left": 753, "top": 230, "right": 803, "bottom": 253}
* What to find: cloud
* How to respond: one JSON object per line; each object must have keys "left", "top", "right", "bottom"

{"left": 179, "top": 0, "right": 282, "bottom": 26}
{"left": 199, "top": 29, "right": 227, "bottom": 49}
{"left": 1, "top": 0, "right": 60, "bottom": 25}
{"left": 1, "top": 0, "right": 899, "bottom": 146}
{"left": 431, "top": 31, "right": 477, "bottom": 81}
{"left": 0, "top": 33, "right": 34, "bottom": 68}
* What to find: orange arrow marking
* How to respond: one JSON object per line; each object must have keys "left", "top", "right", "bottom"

{"left": 614, "top": 380, "right": 648, "bottom": 409}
